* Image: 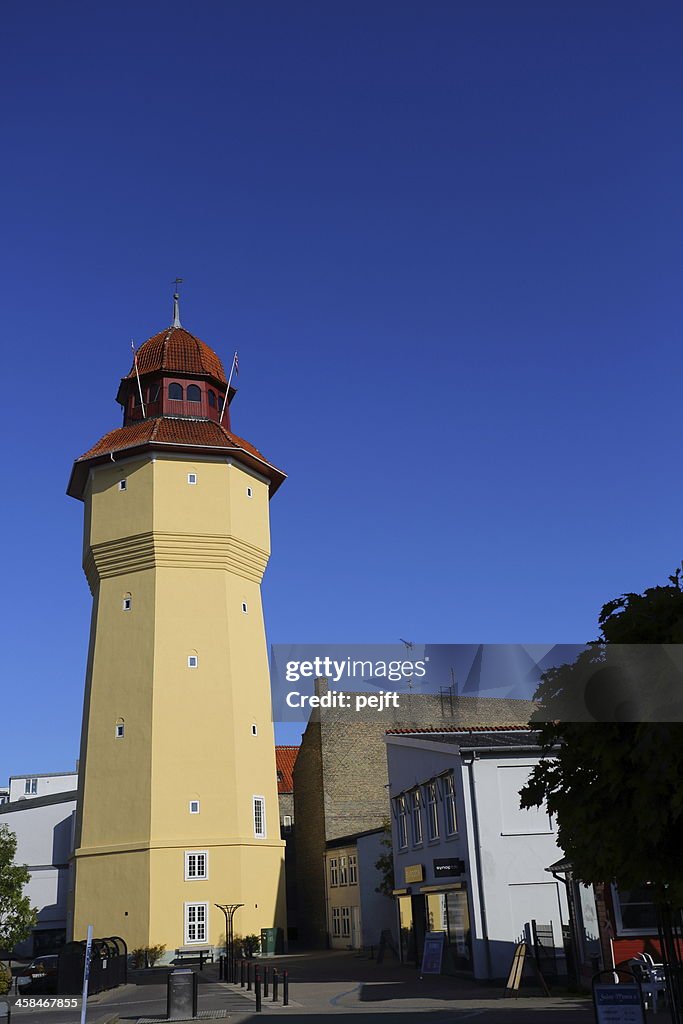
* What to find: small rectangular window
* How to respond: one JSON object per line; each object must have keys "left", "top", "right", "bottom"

{"left": 184, "top": 902, "right": 208, "bottom": 944}
{"left": 251, "top": 724, "right": 258, "bottom": 736}
{"left": 282, "top": 814, "right": 293, "bottom": 834}
{"left": 246, "top": 487, "right": 253, "bottom": 497}
{"left": 185, "top": 850, "right": 208, "bottom": 880}
{"left": 24, "top": 778, "right": 38, "bottom": 795}
{"left": 189, "top": 800, "right": 200, "bottom": 814}
{"left": 118, "top": 480, "right": 127, "bottom": 491}
{"left": 339, "top": 856, "right": 348, "bottom": 886}
{"left": 188, "top": 655, "right": 198, "bottom": 668}
{"left": 241, "top": 602, "right": 248, "bottom": 613}
{"left": 341, "top": 907, "right": 351, "bottom": 937}
{"left": 115, "top": 724, "right": 125, "bottom": 738}
{"left": 330, "top": 858, "right": 339, "bottom": 887}
{"left": 188, "top": 473, "right": 197, "bottom": 485}
{"left": 122, "top": 597, "right": 132, "bottom": 611}
{"left": 253, "top": 796, "right": 266, "bottom": 838}
{"left": 348, "top": 854, "right": 358, "bottom": 884}
{"left": 332, "top": 907, "right": 341, "bottom": 937}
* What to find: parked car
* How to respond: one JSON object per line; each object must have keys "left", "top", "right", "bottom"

{"left": 15, "top": 955, "right": 59, "bottom": 994}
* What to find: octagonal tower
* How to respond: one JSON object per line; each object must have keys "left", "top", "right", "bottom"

{"left": 67, "top": 300, "right": 286, "bottom": 952}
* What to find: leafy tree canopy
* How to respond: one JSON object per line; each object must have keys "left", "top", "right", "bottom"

{"left": 0, "top": 823, "right": 37, "bottom": 952}
{"left": 521, "top": 570, "right": 683, "bottom": 904}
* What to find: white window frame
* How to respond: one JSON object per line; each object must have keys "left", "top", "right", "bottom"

{"left": 122, "top": 596, "right": 132, "bottom": 611}
{"left": 25, "top": 778, "right": 38, "bottom": 795}
{"left": 246, "top": 487, "right": 253, "bottom": 498}
{"left": 443, "top": 773, "right": 457, "bottom": 836}
{"left": 253, "top": 795, "right": 266, "bottom": 838}
{"left": 189, "top": 800, "right": 200, "bottom": 814}
{"left": 341, "top": 906, "right": 351, "bottom": 937}
{"left": 397, "top": 795, "right": 408, "bottom": 849}
{"left": 611, "top": 884, "right": 658, "bottom": 936}
{"left": 241, "top": 602, "right": 248, "bottom": 613}
{"left": 118, "top": 479, "right": 127, "bottom": 491}
{"left": 185, "top": 850, "right": 208, "bottom": 881}
{"left": 348, "top": 854, "right": 358, "bottom": 885}
{"left": 184, "top": 902, "right": 208, "bottom": 944}
{"left": 410, "top": 789, "right": 423, "bottom": 845}
{"left": 426, "top": 781, "right": 439, "bottom": 840}
{"left": 187, "top": 473, "right": 197, "bottom": 485}
{"left": 282, "top": 814, "right": 292, "bottom": 834}
{"left": 330, "top": 858, "right": 339, "bottom": 887}
{"left": 339, "top": 855, "right": 348, "bottom": 886}
{"left": 332, "top": 907, "right": 341, "bottom": 936}
{"left": 115, "top": 723, "right": 125, "bottom": 738}
{"left": 251, "top": 724, "right": 258, "bottom": 736}
{"left": 188, "top": 655, "right": 198, "bottom": 668}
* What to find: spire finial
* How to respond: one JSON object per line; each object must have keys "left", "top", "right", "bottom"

{"left": 172, "top": 277, "right": 183, "bottom": 327}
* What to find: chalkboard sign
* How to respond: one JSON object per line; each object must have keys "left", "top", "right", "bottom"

{"left": 420, "top": 932, "right": 446, "bottom": 975}
{"left": 593, "top": 984, "right": 646, "bottom": 1024}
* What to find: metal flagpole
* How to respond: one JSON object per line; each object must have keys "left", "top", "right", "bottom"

{"left": 131, "top": 341, "right": 146, "bottom": 418}
{"left": 80, "top": 924, "right": 93, "bottom": 1024}
{"left": 219, "top": 352, "right": 238, "bottom": 425}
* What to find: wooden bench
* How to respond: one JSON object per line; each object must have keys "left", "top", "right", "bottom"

{"left": 174, "top": 948, "right": 213, "bottom": 968}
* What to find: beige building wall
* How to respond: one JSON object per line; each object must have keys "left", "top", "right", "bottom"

{"left": 324, "top": 845, "right": 361, "bottom": 949}
{"left": 72, "top": 455, "right": 285, "bottom": 951}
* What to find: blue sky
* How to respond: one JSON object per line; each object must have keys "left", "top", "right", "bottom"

{"left": 2, "top": 0, "right": 682, "bottom": 778}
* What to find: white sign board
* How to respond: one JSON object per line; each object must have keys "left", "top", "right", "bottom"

{"left": 593, "top": 984, "right": 645, "bottom": 1024}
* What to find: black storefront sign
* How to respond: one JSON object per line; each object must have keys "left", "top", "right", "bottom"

{"left": 433, "top": 857, "right": 465, "bottom": 878}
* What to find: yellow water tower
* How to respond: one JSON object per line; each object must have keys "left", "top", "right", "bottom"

{"left": 67, "top": 295, "right": 287, "bottom": 953}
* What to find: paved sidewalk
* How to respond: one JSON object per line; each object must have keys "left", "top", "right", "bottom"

{"left": 219, "top": 950, "right": 594, "bottom": 1022}
{"left": 10, "top": 952, "right": 595, "bottom": 1024}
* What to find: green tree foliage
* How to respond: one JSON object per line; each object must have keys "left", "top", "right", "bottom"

{"left": 521, "top": 570, "right": 683, "bottom": 904}
{"left": 374, "top": 818, "right": 394, "bottom": 897}
{"left": 0, "top": 823, "right": 37, "bottom": 951}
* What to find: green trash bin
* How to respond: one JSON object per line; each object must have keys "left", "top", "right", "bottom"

{"left": 260, "top": 927, "right": 283, "bottom": 957}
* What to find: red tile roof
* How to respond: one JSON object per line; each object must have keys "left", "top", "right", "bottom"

{"left": 385, "top": 725, "right": 531, "bottom": 734}
{"left": 68, "top": 417, "right": 286, "bottom": 498}
{"left": 126, "top": 327, "right": 227, "bottom": 383}
{"left": 275, "top": 746, "right": 299, "bottom": 793}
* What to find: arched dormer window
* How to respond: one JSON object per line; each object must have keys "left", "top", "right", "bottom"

{"left": 169, "top": 383, "right": 183, "bottom": 400}
{"left": 187, "top": 384, "right": 201, "bottom": 403}
{"left": 208, "top": 390, "right": 216, "bottom": 408}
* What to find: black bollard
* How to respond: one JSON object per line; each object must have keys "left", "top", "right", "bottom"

{"left": 272, "top": 969, "right": 279, "bottom": 1001}
{"left": 255, "top": 968, "right": 262, "bottom": 1012}
{"left": 247, "top": 961, "right": 252, "bottom": 991}
{"left": 263, "top": 965, "right": 269, "bottom": 997}
{"left": 240, "top": 959, "right": 245, "bottom": 987}
{"left": 283, "top": 969, "right": 289, "bottom": 1006}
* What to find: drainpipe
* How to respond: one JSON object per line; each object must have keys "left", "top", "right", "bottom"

{"left": 464, "top": 754, "right": 492, "bottom": 979}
